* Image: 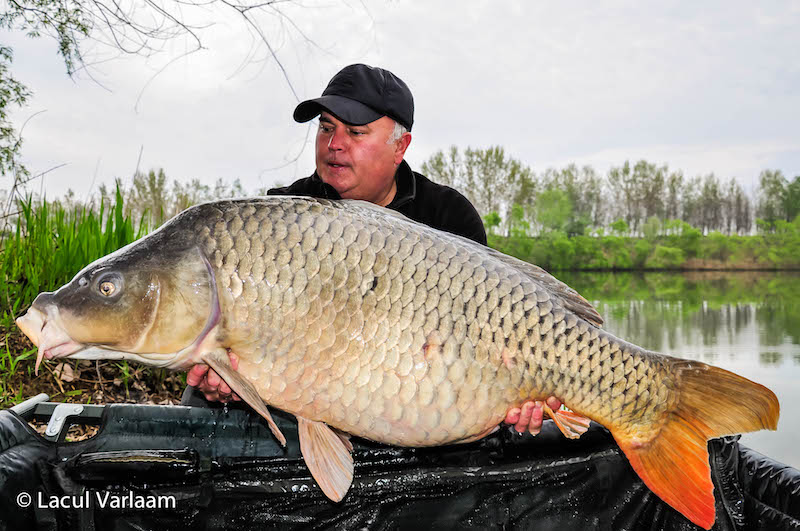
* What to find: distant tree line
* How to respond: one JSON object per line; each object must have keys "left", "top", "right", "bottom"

{"left": 48, "top": 170, "right": 261, "bottom": 228}
{"left": 421, "top": 146, "right": 800, "bottom": 237}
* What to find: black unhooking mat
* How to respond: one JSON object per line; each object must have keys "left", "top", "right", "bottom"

{"left": 1, "top": 403, "right": 798, "bottom": 530}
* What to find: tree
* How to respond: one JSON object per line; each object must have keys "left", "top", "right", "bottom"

{"left": 722, "top": 177, "right": 752, "bottom": 235}
{"left": 483, "top": 211, "right": 501, "bottom": 236}
{"left": 757, "top": 169, "right": 787, "bottom": 229}
{"left": 130, "top": 169, "right": 169, "bottom": 226}
{"left": 664, "top": 170, "right": 684, "bottom": 222}
{"left": 698, "top": 173, "right": 723, "bottom": 233}
{"left": 642, "top": 216, "right": 661, "bottom": 241}
{"left": 535, "top": 188, "right": 572, "bottom": 234}
{"left": 606, "top": 161, "right": 638, "bottom": 231}
{"left": 421, "top": 146, "right": 534, "bottom": 234}
{"left": 508, "top": 203, "right": 530, "bottom": 238}
{"left": 610, "top": 218, "right": 629, "bottom": 236}
{"left": 681, "top": 176, "right": 703, "bottom": 229}
{"left": 785, "top": 176, "right": 800, "bottom": 222}
{"left": 606, "top": 160, "right": 667, "bottom": 234}
{"left": 540, "top": 164, "right": 604, "bottom": 234}
{"left": 634, "top": 160, "right": 666, "bottom": 222}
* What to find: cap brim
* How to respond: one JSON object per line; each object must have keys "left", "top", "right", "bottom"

{"left": 293, "top": 95, "right": 383, "bottom": 125}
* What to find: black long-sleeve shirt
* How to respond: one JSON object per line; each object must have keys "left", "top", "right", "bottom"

{"left": 267, "top": 160, "right": 487, "bottom": 246}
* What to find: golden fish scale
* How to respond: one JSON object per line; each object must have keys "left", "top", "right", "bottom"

{"left": 191, "top": 198, "right": 675, "bottom": 446}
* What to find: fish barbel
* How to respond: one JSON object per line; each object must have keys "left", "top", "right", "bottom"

{"left": 16, "top": 197, "right": 779, "bottom": 529}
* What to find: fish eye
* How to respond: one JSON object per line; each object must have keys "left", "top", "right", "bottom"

{"left": 99, "top": 281, "right": 116, "bottom": 297}
{"left": 95, "top": 272, "right": 123, "bottom": 298}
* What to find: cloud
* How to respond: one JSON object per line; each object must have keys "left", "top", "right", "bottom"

{"left": 3, "top": 1, "right": 798, "bottom": 199}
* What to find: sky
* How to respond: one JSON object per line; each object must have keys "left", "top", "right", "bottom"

{"left": 4, "top": 0, "right": 799, "bottom": 200}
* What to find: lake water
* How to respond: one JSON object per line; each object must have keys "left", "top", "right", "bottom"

{"left": 555, "top": 271, "right": 800, "bottom": 470}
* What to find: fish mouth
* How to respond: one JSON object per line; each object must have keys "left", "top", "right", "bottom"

{"left": 16, "top": 306, "right": 84, "bottom": 375}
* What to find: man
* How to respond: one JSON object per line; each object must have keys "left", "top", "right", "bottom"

{"left": 183, "top": 64, "right": 560, "bottom": 435}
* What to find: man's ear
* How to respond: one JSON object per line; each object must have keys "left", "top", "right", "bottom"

{"left": 393, "top": 132, "right": 412, "bottom": 165}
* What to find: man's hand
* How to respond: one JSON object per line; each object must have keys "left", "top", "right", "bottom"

{"left": 186, "top": 351, "right": 242, "bottom": 403}
{"left": 504, "top": 397, "right": 563, "bottom": 435}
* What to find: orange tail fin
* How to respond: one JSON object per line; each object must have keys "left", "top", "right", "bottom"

{"left": 614, "top": 360, "right": 779, "bottom": 530}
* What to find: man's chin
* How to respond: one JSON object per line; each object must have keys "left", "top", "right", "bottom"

{"left": 319, "top": 173, "right": 352, "bottom": 196}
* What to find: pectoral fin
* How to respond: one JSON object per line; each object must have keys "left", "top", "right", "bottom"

{"left": 203, "top": 349, "right": 286, "bottom": 446}
{"left": 297, "top": 417, "right": 354, "bottom": 502}
{"left": 543, "top": 404, "right": 591, "bottom": 439}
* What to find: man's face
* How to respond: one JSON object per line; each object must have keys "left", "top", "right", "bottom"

{"left": 315, "top": 111, "right": 411, "bottom": 206}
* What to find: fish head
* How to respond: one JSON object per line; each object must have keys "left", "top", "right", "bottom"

{"left": 16, "top": 240, "right": 218, "bottom": 373}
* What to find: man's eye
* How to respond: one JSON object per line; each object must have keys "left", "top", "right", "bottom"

{"left": 350, "top": 129, "right": 366, "bottom": 136}
{"left": 319, "top": 124, "right": 333, "bottom": 133}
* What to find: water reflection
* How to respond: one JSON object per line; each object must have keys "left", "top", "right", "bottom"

{"left": 555, "top": 271, "right": 800, "bottom": 468}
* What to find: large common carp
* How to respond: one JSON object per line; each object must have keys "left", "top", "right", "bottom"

{"left": 16, "top": 197, "right": 778, "bottom": 529}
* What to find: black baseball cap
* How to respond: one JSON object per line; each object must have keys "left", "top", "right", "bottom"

{"left": 293, "top": 64, "right": 414, "bottom": 131}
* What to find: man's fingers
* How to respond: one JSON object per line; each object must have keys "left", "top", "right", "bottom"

{"left": 206, "top": 369, "right": 222, "bottom": 388}
{"left": 546, "top": 396, "right": 562, "bottom": 411}
{"left": 514, "top": 401, "right": 535, "bottom": 433}
{"left": 504, "top": 407, "right": 521, "bottom": 425}
{"left": 186, "top": 364, "right": 209, "bottom": 387}
{"left": 529, "top": 401, "right": 544, "bottom": 435}
{"left": 186, "top": 354, "right": 242, "bottom": 403}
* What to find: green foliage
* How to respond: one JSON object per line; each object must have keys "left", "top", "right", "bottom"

{"left": 0, "top": 46, "right": 31, "bottom": 176}
{"left": 539, "top": 164, "right": 602, "bottom": 234}
{"left": 757, "top": 170, "right": 786, "bottom": 228}
{"left": 571, "top": 235, "right": 609, "bottom": 269}
{"left": 645, "top": 246, "right": 685, "bottom": 269}
{"left": 486, "top": 202, "right": 799, "bottom": 271}
{"left": 786, "top": 177, "right": 800, "bottom": 222}
{"left": 633, "top": 239, "right": 652, "bottom": 267}
{"left": 704, "top": 231, "right": 730, "bottom": 261}
{"left": 677, "top": 221, "right": 701, "bottom": 257}
{"left": 0, "top": 0, "right": 89, "bottom": 75}
{"left": 610, "top": 219, "right": 629, "bottom": 236}
{"left": 535, "top": 189, "right": 572, "bottom": 233}
{"left": 531, "top": 231, "right": 574, "bottom": 270}
{"left": 601, "top": 235, "right": 633, "bottom": 269}
{"left": 508, "top": 204, "right": 529, "bottom": 238}
{"left": 483, "top": 211, "right": 501, "bottom": 235}
{"left": 642, "top": 216, "right": 661, "bottom": 241}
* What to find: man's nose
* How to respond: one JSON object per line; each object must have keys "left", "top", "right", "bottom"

{"left": 327, "top": 128, "right": 346, "bottom": 150}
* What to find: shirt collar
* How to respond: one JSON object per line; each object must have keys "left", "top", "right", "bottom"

{"left": 387, "top": 160, "right": 416, "bottom": 209}
{"left": 310, "top": 160, "right": 417, "bottom": 206}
